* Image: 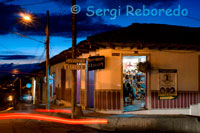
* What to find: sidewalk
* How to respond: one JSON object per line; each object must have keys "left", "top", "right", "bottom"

{"left": 48, "top": 104, "right": 200, "bottom": 132}
{"left": 12, "top": 103, "right": 200, "bottom": 132}
{"left": 58, "top": 109, "right": 200, "bottom": 132}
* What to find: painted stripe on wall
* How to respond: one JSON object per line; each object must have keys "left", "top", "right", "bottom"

{"left": 151, "top": 91, "right": 199, "bottom": 109}
{"left": 95, "top": 90, "right": 121, "bottom": 111}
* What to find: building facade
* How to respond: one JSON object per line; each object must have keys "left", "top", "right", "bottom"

{"left": 50, "top": 23, "right": 200, "bottom": 115}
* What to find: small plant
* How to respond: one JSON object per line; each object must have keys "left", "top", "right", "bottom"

{"left": 137, "top": 61, "right": 151, "bottom": 73}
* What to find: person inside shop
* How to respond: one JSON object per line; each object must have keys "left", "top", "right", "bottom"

{"left": 123, "top": 75, "right": 130, "bottom": 103}
{"left": 125, "top": 83, "right": 134, "bottom": 104}
{"left": 131, "top": 76, "right": 137, "bottom": 100}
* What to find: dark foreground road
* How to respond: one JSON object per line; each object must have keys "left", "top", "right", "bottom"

{"left": 0, "top": 119, "right": 103, "bottom": 133}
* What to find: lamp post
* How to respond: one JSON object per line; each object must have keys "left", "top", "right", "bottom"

{"left": 20, "top": 11, "right": 50, "bottom": 109}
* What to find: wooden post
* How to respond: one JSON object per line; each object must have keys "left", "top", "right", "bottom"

{"left": 71, "top": 0, "right": 77, "bottom": 118}
{"left": 45, "top": 10, "right": 50, "bottom": 109}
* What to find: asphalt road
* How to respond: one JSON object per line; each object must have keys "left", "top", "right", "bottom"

{"left": 0, "top": 119, "right": 104, "bottom": 133}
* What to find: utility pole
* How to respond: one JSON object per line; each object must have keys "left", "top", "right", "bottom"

{"left": 19, "top": 77, "right": 22, "bottom": 100}
{"left": 45, "top": 10, "right": 50, "bottom": 110}
{"left": 71, "top": 0, "right": 77, "bottom": 118}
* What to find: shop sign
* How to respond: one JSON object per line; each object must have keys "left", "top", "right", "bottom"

{"left": 66, "top": 64, "right": 86, "bottom": 70}
{"left": 159, "top": 96, "right": 177, "bottom": 100}
{"left": 88, "top": 56, "right": 105, "bottom": 71}
{"left": 66, "top": 58, "right": 86, "bottom": 64}
{"left": 158, "top": 69, "right": 177, "bottom": 100}
{"left": 112, "top": 53, "right": 120, "bottom": 56}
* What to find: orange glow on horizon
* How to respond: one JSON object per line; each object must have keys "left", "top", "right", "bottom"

{"left": 0, "top": 113, "right": 108, "bottom": 125}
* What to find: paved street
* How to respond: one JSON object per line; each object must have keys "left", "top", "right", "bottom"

{"left": 0, "top": 119, "right": 102, "bottom": 133}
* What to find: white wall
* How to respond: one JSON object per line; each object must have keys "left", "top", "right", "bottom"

{"left": 50, "top": 62, "right": 65, "bottom": 88}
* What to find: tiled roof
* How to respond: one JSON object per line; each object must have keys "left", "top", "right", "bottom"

{"left": 49, "top": 23, "right": 200, "bottom": 66}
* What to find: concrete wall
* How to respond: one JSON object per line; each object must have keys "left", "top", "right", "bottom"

{"left": 79, "top": 48, "right": 200, "bottom": 92}
{"left": 50, "top": 62, "right": 73, "bottom": 88}
{"left": 190, "top": 103, "right": 200, "bottom": 116}
{"left": 79, "top": 49, "right": 122, "bottom": 91}
{"left": 150, "top": 50, "right": 199, "bottom": 91}
{"left": 50, "top": 62, "right": 65, "bottom": 88}
{"left": 50, "top": 48, "right": 200, "bottom": 110}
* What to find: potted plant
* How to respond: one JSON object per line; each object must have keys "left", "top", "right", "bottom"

{"left": 137, "top": 61, "right": 151, "bottom": 73}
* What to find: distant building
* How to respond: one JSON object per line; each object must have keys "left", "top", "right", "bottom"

{"left": 49, "top": 23, "right": 200, "bottom": 115}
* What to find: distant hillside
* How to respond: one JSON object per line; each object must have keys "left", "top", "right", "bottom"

{"left": 0, "top": 63, "right": 41, "bottom": 78}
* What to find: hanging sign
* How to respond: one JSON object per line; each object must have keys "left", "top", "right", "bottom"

{"left": 88, "top": 56, "right": 105, "bottom": 71}
{"left": 66, "top": 64, "right": 86, "bottom": 70}
{"left": 66, "top": 58, "right": 86, "bottom": 64}
{"left": 158, "top": 69, "right": 178, "bottom": 100}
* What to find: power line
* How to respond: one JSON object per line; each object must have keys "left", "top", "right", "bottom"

{"left": 19, "top": 0, "right": 56, "bottom": 6}
{"left": 31, "top": 43, "right": 43, "bottom": 64}
{"left": 38, "top": 48, "right": 46, "bottom": 63}
{"left": 13, "top": 32, "right": 45, "bottom": 44}
{"left": 0, "top": 43, "right": 21, "bottom": 55}
{"left": 0, "top": 43, "right": 9, "bottom": 50}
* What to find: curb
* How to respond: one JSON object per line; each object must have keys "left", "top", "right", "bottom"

{"left": 80, "top": 116, "right": 200, "bottom": 132}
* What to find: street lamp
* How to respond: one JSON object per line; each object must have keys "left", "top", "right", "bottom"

{"left": 19, "top": 11, "right": 50, "bottom": 109}
{"left": 12, "top": 69, "right": 20, "bottom": 74}
{"left": 19, "top": 12, "right": 34, "bottom": 26}
{"left": 22, "top": 14, "right": 31, "bottom": 21}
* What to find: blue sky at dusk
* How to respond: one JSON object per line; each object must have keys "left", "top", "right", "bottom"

{"left": 0, "top": 0, "right": 200, "bottom": 64}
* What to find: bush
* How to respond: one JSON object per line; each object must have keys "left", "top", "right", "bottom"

{"left": 137, "top": 61, "right": 151, "bottom": 73}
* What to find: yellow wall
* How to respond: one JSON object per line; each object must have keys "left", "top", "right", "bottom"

{"left": 50, "top": 48, "right": 200, "bottom": 92}
{"left": 78, "top": 48, "right": 200, "bottom": 91}
{"left": 150, "top": 50, "right": 199, "bottom": 91}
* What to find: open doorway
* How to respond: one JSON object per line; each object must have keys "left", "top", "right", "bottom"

{"left": 88, "top": 70, "right": 94, "bottom": 108}
{"left": 77, "top": 70, "right": 81, "bottom": 104}
{"left": 123, "top": 56, "right": 147, "bottom": 112}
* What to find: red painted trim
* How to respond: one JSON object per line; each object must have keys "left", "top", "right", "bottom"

{"left": 113, "top": 92, "right": 116, "bottom": 110}
{"left": 151, "top": 91, "right": 199, "bottom": 109}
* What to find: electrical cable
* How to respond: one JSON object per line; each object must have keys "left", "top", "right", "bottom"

{"left": 13, "top": 32, "right": 45, "bottom": 44}
{"left": 38, "top": 48, "right": 46, "bottom": 63}
{"left": 0, "top": 43, "right": 21, "bottom": 56}
{"left": 19, "top": 0, "right": 56, "bottom": 7}
{"left": 30, "top": 43, "right": 43, "bottom": 64}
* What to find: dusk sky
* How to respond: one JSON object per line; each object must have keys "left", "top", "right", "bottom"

{"left": 0, "top": 0, "right": 200, "bottom": 64}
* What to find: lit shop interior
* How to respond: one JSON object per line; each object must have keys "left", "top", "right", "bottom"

{"left": 123, "top": 56, "right": 146, "bottom": 112}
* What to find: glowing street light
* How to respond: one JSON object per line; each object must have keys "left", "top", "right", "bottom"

{"left": 23, "top": 15, "right": 31, "bottom": 21}
{"left": 18, "top": 12, "right": 33, "bottom": 26}
{"left": 12, "top": 69, "right": 20, "bottom": 74}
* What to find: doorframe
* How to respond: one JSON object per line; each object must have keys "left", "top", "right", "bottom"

{"left": 121, "top": 53, "right": 151, "bottom": 113}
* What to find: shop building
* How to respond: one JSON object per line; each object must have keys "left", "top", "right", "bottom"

{"left": 50, "top": 23, "right": 200, "bottom": 115}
